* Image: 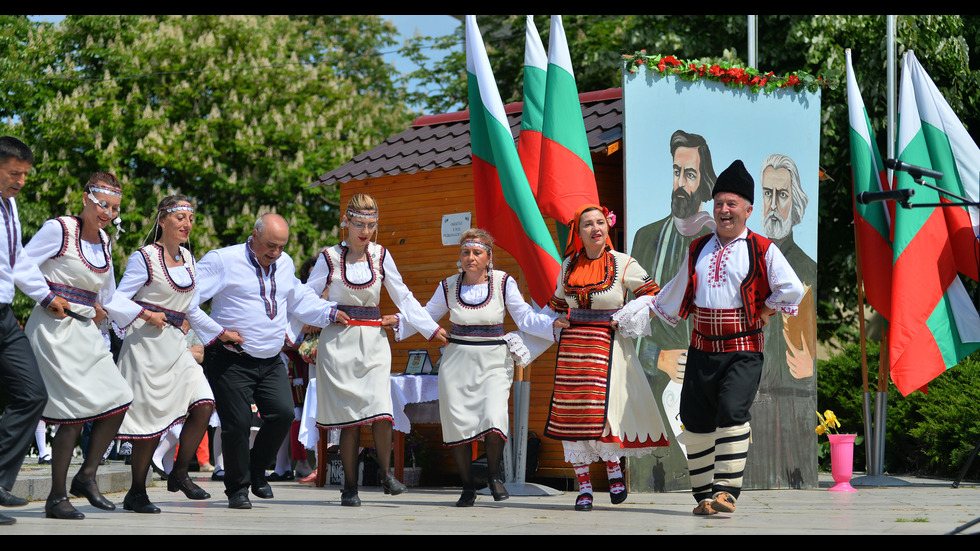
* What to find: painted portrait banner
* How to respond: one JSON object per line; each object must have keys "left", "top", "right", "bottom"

{"left": 623, "top": 64, "right": 820, "bottom": 491}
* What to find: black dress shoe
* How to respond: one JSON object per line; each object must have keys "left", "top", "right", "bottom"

{"left": 340, "top": 488, "right": 360, "bottom": 507}
{"left": 0, "top": 487, "right": 28, "bottom": 507}
{"left": 455, "top": 488, "right": 476, "bottom": 507}
{"left": 250, "top": 476, "right": 274, "bottom": 499}
{"left": 168, "top": 475, "right": 211, "bottom": 500}
{"left": 211, "top": 469, "right": 225, "bottom": 481}
{"left": 45, "top": 496, "right": 85, "bottom": 520}
{"left": 266, "top": 471, "right": 293, "bottom": 482}
{"left": 608, "top": 476, "right": 628, "bottom": 505}
{"left": 574, "top": 492, "right": 593, "bottom": 511}
{"left": 381, "top": 474, "right": 407, "bottom": 496}
{"left": 150, "top": 460, "right": 168, "bottom": 481}
{"left": 489, "top": 478, "right": 509, "bottom": 501}
{"left": 123, "top": 491, "right": 161, "bottom": 514}
{"left": 70, "top": 477, "right": 116, "bottom": 511}
{"left": 0, "top": 512, "right": 15, "bottom": 525}
{"left": 228, "top": 489, "right": 252, "bottom": 510}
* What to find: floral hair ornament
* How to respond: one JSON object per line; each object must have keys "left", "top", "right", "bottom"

{"left": 602, "top": 207, "right": 616, "bottom": 227}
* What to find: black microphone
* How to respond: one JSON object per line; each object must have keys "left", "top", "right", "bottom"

{"left": 856, "top": 188, "right": 914, "bottom": 205}
{"left": 886, "top": 158, "right": 944, "bottom": 181}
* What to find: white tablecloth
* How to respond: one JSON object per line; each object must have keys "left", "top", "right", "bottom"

{"left": 298, "top": 374, "right": 440, "bottom": 449}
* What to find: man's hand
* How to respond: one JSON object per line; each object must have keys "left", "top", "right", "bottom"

{"left": 657, "top": 349, "right": 687, "bottom": 385}
{"left": 219, "top": 330, "right": 244, "bottom": 346}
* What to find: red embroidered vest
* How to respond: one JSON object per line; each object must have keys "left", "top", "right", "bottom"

{"left": 677, "top": 230, "right": 773, "bottom": 323}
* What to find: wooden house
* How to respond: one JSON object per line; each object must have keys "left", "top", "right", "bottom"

{"left": 313, "top": 88, "right": 626, "bottom": 488}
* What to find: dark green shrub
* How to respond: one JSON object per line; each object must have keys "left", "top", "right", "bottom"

{"left": 817, "top": 341, "right": 980, "bottom": 480}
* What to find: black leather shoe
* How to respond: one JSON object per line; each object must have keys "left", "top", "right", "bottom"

{"left": 381, "top": 474, "right": 407, "bottom": 496}
{"left": 608, "top": 476, "right": 628, "bottom": 505}
{"left": 340, "top": 488, "right": 360, "bottom": 507}
{"left": 123, "top": 491, "right": 161, "bottom": 514}
{"left": 151, "top": 460, "right": 168, "bottom": 481}
{"left": 70, "top": 477, "right": 116, "bottom": 511}
{"left": 228, "top": 489, "right": 252, "bottom": 510}
{"left": 574, "top": 492, "right": 593, "bottom": 511}
{"left": 211, "top": 469, "right": 225, "bottom": 481}
{"left": 455, "top": 488, "right": 476, "bottom": 507}
{"left": 168, "top": 476, "right": 211, "bottom": 500}
{"left": 45, "top": 496, "right": 84, "bottom": 520}
{"left": 489, "top": 478, "right": 509, "bottom": 501}
{"left": 0, "top": 512, "right": 15, "bottom": 525}
{"left": 0, "top": 487, "right": 28, "bottom": 507}
{"left": 251, "top": 476, "right": 274, "bottom": 499}
{"left": 266, "top": 470, "right": 293, "bottom": 482}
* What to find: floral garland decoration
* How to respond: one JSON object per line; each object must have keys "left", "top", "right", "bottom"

{"left": 623, "top": 51, "right": 837, "bottom": 94}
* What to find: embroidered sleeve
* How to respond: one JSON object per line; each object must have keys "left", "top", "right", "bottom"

{"left": 764, "top": 244, "right": 804, "bottom": 316}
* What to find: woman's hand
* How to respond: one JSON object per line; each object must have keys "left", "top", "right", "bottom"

{"left": 142, "top": 310, "right": 167, "bottom": 330}
{"left": 381, "top": 315, "right": 398, "bottom": 327}
{"left": 92, "top": 303, "right": 107, "bottom": 324}
{"left": 432, "top": 327, "right": 448, "bottom": 345}
{"left": 553, "top": 317, "right": 570, "bottom": 329}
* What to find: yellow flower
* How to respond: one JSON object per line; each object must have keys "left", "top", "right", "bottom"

{"left": 824, "top": 410, "right": 841, "bottom": 430}
{"left": 815, "top": 410, "right": 842, "bottom": 437}
{"left": 815, "top": 425, "right": 826, "bottom": 435}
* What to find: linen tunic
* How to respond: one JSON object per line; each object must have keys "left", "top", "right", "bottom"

{"left": 106, "top": 244, "right": 214, "bottom": 439}
{"left": 307, "top": 242, "right": 439, "bottom": 429}
{"left": 24, "top": 216, "right": 132, "bottom": 424}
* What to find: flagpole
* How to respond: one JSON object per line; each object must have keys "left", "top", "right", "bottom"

{"left": 850, "top": 181, "right": 876, "bottom": 476}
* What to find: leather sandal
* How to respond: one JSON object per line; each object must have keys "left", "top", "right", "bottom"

{"left": 710, "top": 491, "right": 736, "bottom": 513}
{"left": 693, "top": 499, "right": 717, "bottom": 515}
{"left": 574, "top": 492, "right": 593, "bottom": 511}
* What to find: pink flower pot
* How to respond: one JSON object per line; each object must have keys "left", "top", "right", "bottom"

{"left": 828, "top": 433, "right": 857, "bottom": 492}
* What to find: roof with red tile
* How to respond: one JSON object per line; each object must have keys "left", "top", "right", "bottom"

{"left": 312, "top": 88, "right": 623, "bottom": 187}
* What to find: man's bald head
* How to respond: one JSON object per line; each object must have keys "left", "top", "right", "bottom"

{"left": 250, "top": 213, "right": 289, "bottom": 268}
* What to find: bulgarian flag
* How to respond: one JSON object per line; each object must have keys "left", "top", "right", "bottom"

{"left": 517, "top": 15, "right": 547, "bottom": 196}
{"left": 535, "top": 15, "right": 600, "bottom": 228}
{"left": 889, "top": 50, "right": 980, "bottom": 396}
{"left": 465, "top": 15, "right": 561, "bottom": 306}
{"left": 846, "top": 48, "right": 893, "bottom": 320}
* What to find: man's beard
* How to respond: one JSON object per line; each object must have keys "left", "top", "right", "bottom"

{"left": 763, "top": 209, "right": 793, "bottom": 240}
{"left": 671, "top": 187, "right": 702, "bottom": 219}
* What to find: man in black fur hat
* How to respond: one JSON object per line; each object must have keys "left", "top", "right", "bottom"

{"left": 650, "top": 160, "right": 804, "bottom": 516}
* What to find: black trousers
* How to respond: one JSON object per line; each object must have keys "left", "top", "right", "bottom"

{"left": 206, "top": 345, "right": 294, "bottom": 496}
{"left": 0, "top": 305, "right": 47, "bottom": 491}
{"left": 679, "top": 347, "right": 763, "bottom": 434}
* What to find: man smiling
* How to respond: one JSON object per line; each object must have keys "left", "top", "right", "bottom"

{"left": 651, "top": 160, "right": 804, "bottom": 516}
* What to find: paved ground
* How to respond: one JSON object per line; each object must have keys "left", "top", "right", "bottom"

{"left": 3, "top": 459, "right": 979, "bottom": 535}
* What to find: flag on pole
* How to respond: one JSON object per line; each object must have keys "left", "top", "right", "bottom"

{"left": 518, "top": 15, "right": 547, "bottom": 196}
{"left": 903, "top": 51, "right": 980, "bottom": 281}
{"left": 465, "top": 15, "right": 561, "bottom": 306}
{"left": 535, "top": 15, "right": 600, "bottom": 227}
{"left": 889, "top": 50, "right": 980, "bottom": 396}
{"left": 846, "top": 49, "right": 893, "bottom": 320}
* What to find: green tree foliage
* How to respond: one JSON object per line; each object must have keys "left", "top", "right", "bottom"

{"left": 401, "top": 15, "right": 980, "bottom": 345}
{"left": 0, "top": 15, "right": 414, "bottom": 321}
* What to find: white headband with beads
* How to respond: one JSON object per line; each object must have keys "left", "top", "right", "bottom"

{"left": 88, "top": 185, "right": 122, "bottom": 198}
{"left": 460, "top": 240, "right": 490, "bottom": 251}
{"left": 165, "top": 204, "right": 195, "bottom": 214}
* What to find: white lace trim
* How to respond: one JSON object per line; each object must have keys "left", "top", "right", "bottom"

{"left": 611, "top": 295, "right": 654, "bottom": 338}
{"left": 504, "top": 331, "right": 531, "bottom": 367}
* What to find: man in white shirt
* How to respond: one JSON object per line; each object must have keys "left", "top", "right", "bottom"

{"left": 652, "top": 160, "right": 804, "bottom": 517}
{"left": 0, "top": 137, "right": 71, "bottom": 525}
{"left": 195, "top": 213, "right": 348, "bottom": 510}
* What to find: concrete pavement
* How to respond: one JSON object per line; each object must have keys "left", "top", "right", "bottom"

{"left": 3, "top": 459, "right": 979, "bottom": 535}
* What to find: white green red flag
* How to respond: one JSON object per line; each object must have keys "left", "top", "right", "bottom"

{"left": 846, "top": 49, "right": 893, "bottom": 320}
{"left": 465, "top": 15, "right": 561, "bottom": 306}
{"left": 535, "top": 15, "right": 600, "bottom": 227}
{"left": 518, "top": 15, "right": 547, "bottom": 196}
{"left": 889, "top": 50, "right": 980, "bottom": 396}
